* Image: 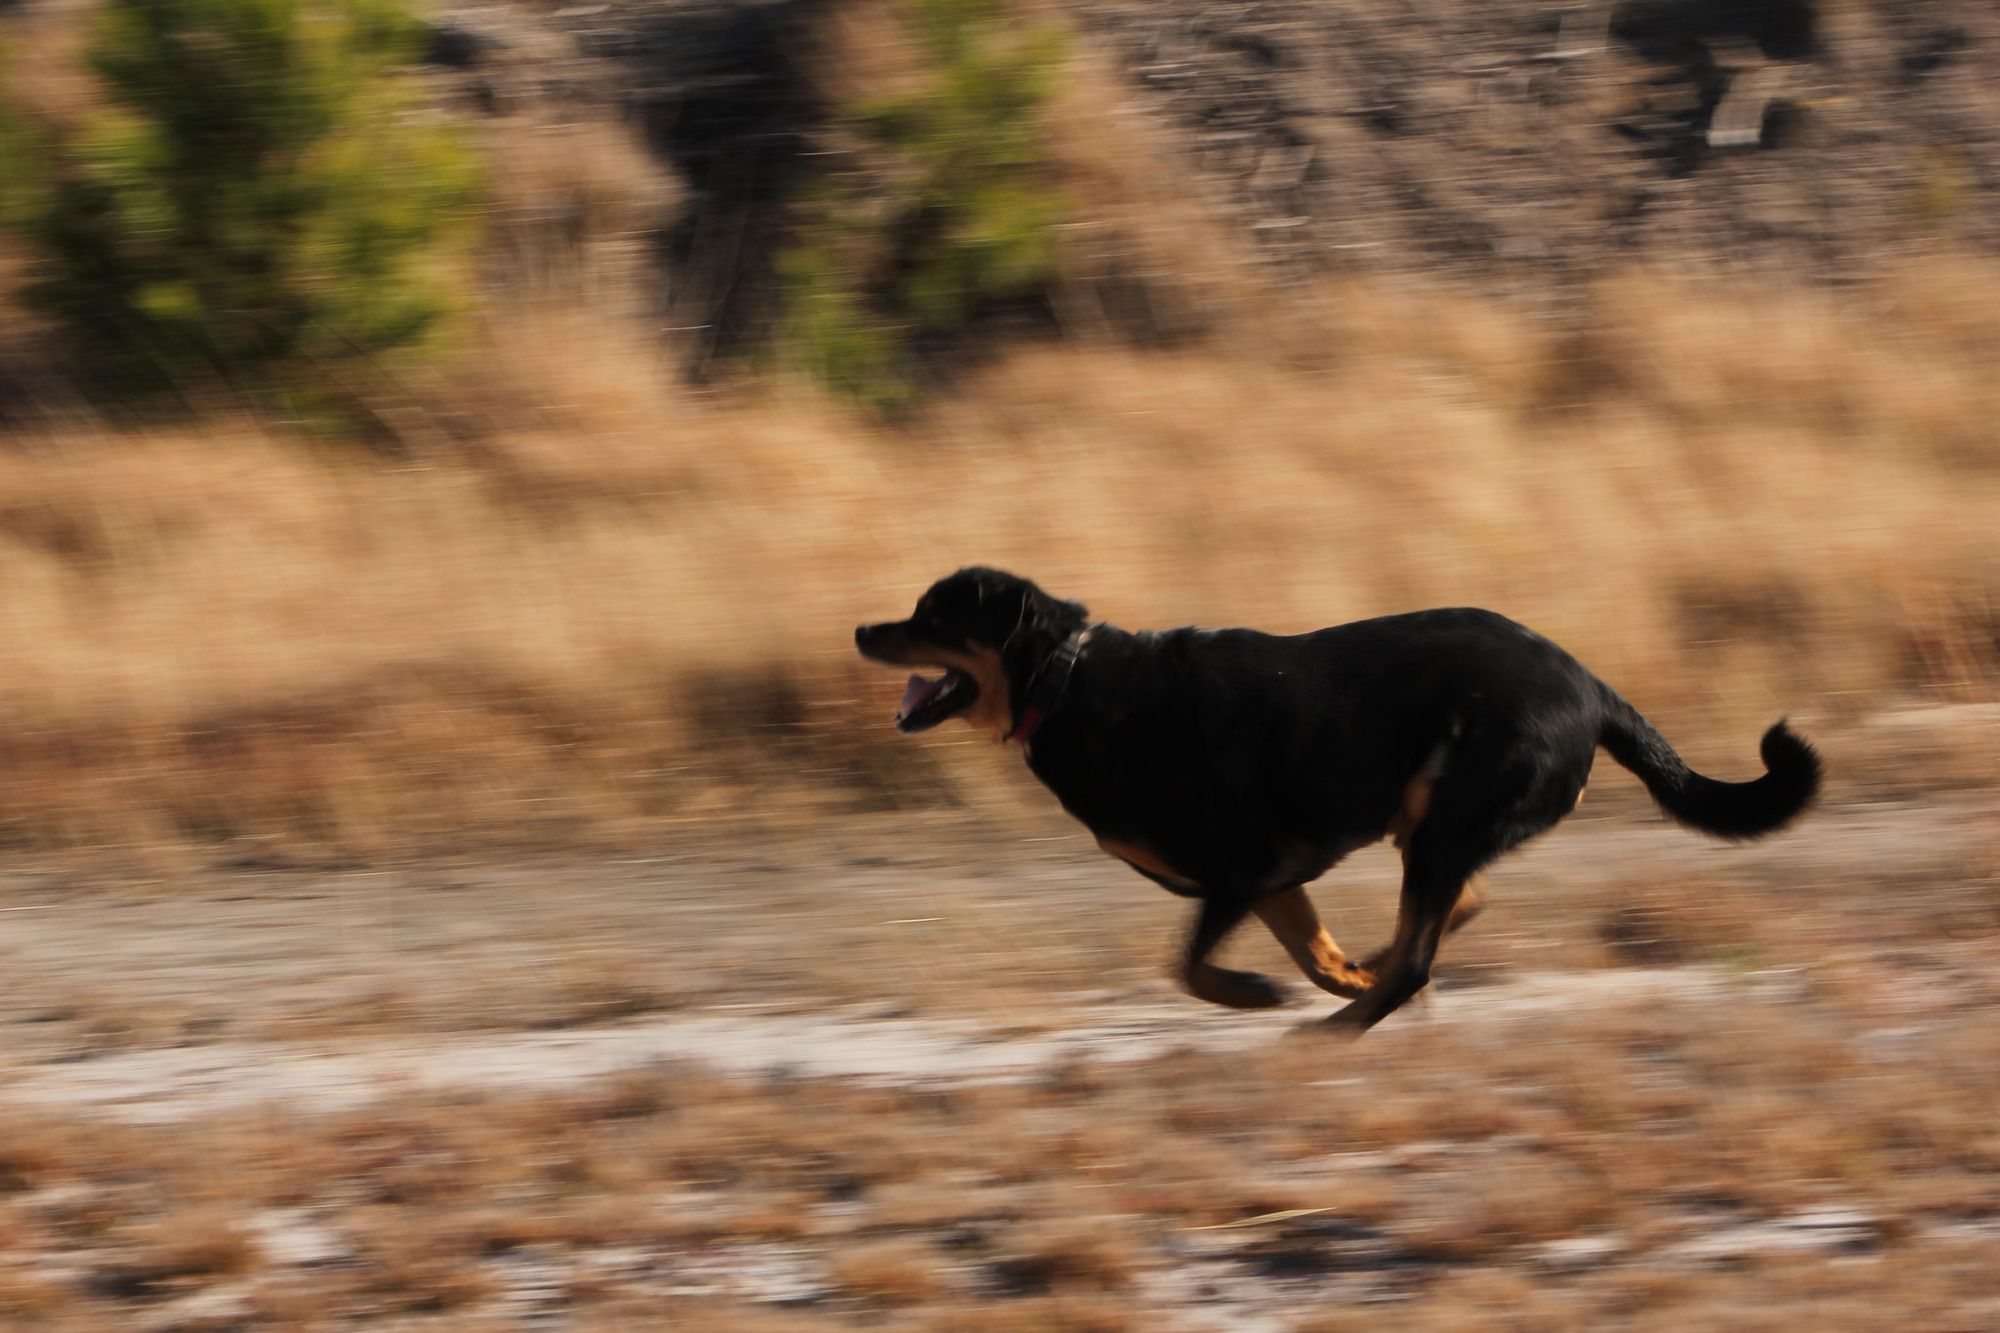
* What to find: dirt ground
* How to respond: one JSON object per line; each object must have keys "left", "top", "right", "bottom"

{"left": 0, "top": 708, "right": 1996, "bottom": 1328}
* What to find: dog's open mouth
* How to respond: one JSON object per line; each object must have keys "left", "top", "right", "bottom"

{"left": 896, "top": 669, "right": 976, "bottom": 733}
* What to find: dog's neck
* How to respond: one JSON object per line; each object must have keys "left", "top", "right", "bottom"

{"left": 1009, "top": 626, "right": 1094, "bottom": 746}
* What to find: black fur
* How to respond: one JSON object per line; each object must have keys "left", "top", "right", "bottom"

{"left": 1598, "top": 702, "right": 1820, "bottom": 840}
{"left": 857, "top": 569, "right": 1821, "bottom": 1032}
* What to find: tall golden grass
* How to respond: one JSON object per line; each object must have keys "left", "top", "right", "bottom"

{"left": 2, "top": 4, "right": 1996, "bottom": 854}
{"left": 2, "top": 254, "right": 1997, "bottom": 854}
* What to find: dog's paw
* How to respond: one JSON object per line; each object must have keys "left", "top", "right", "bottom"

{"left": 1188, "top": 965, "right": 1291, "bottom": 1010}
{"left": 1320, "top": 960, "right": 1377, "bottom": 1000}
{"left": 1234, "top": 972, "right": 1291, "bottom": 1009}
{"left": 1317, "top": 999, "right": 1378, "bottom": 1038}
{"left": 1284, "top": 1014, "right": 1342, "bottom": 1040}
{"left": 1285, "top": 1005, "right": 1370, "bottom": 1040}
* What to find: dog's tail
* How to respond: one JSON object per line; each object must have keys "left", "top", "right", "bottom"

{"left": 1597, "top": 692, "right": 1821, "bottom": 840}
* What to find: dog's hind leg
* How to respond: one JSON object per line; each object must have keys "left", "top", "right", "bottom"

{"left": 1358, "top": 872, "right": 1487, "bottom": 978}
{"left": 1254, "top": 887, "right": 1375, "bottom": 999}
{"left": 1324, "top": 849, "right": 1463, "bottom": 1034}
{"left": 1330, "top": 731, "right": 1585, "bottom": 1033}
{"left": 1179, "top": 893, "right": 1289, "bottom": 1009}
{"left": 1365, "top": 767, "right": 1483, "bottom": 966}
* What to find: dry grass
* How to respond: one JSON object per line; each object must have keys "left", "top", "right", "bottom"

{"left": 0, "top": 777, "right": 1990, "bottom": 1327}
{"left": 0, "top": 981, "right": 1994, "bottom": 1328}
{"left": 476, "top": 111, "right": 681, "bottom": 316}
{"left": 110, "top": 1206, "right": 261, "bottom": 1287}
{"left": 3, "top": 0, "right": 1998, "bottom": 852}
{"left": 828, "top": 1236, "right": 953, "bottom": 1305}
{"left": 990, "top": 1219, "right": 1141, "bottom": 1294}
{"left": 0, "top": 254, "right": 1997, "bottom": 853}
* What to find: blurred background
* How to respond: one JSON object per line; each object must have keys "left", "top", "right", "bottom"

{"left": 0, "top": 1, "right": 1996, "bottom": 1328}
{"left": 1, "top": 0, "right": 1997, "bottom": 851}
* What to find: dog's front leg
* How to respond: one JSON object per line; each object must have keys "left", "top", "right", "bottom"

{"left": 1254, "top": 887, "right": 1375, "bottom": 999}
{"left": 1177, "top": 893, "right": 1289, "bottom": 1009}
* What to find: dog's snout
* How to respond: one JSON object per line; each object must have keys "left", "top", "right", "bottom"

{"left": 855, "top": 622, "right": 902, "bottom": 661}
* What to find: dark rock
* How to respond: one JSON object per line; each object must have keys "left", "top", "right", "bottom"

{"left": 425, "top": 20, "right": 509, "bottom": 70}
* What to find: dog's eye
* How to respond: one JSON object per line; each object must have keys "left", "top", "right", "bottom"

{"left": 913, "top": 613, "right": 959, "bottom": 642}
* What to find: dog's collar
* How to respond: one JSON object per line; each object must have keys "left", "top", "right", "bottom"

{"left": 1009, "top": 628, "right": 1091, "bottom": 745}
{"left": 1008, "top": 707, "right": 1045, "bottom": 745}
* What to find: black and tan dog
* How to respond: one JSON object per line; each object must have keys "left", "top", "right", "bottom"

{"left": 856, "top": 568, "right": 1820, "bottom": 1033}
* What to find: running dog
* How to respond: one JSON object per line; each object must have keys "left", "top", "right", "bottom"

{"left": 855, "top": 568, "right": 1819, "bottom": 1033}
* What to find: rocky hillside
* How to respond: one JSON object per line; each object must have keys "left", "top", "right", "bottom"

{"left": 417, "top": 0, "right": 1998, "bottom": 319}
{"left": 1063, "top": 0, "right": 1998, "bottom": 292}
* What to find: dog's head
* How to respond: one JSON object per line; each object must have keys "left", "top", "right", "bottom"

{"left": 855, "top": 568, "right": 1089, "bottom": 738}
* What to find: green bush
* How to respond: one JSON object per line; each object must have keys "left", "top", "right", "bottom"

{"left": 0, "top": 44, "right": 51, "bottom": 232}
{"left": 777, "top": 0, "right": 1067, "bottom": 410}
{"left": 7, "top": 0, "right": 479, "bottom": 407}
{"left": 0, "top": 95, "right": 29, "bottom": 219}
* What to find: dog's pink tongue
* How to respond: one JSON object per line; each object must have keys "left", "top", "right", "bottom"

{"left": 899, "top": 674, "right": 943, "bottom": 716}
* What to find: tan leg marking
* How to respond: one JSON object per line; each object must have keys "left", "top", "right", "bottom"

{"left": 1097, "top": 838, "right": 1202, "bottom": 892}
{"left": 1386, "top": 772, "right": 1434, "bottom": 850}
{"left": 1254, "top": 887, "right": 1374, "bottom": 999}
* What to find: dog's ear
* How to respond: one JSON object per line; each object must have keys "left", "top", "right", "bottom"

{"left": 954, "top": 568, "right": 1086, "bottom": 646}
{"left": 1026, "top": 588, "right": 1088, "bottom": 639}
